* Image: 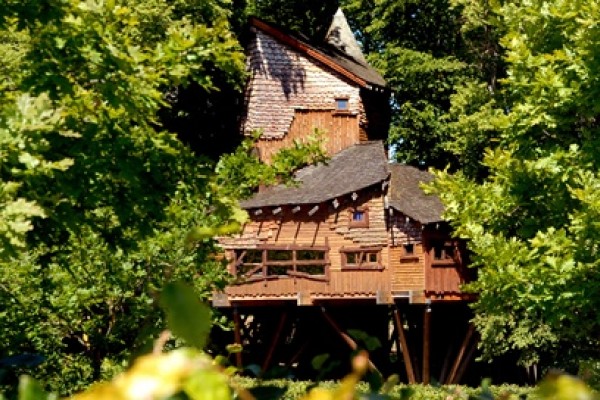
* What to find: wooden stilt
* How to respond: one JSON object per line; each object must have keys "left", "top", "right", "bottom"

{"left": 320, "top": 307, "right": 380, "bottom": 374}
{"left": 392, "top": 307, "right": 416, "bottom": 383}
{"left": 422, "top": 304, "right": 432, "bottom": 384}
{"left": 233, "top": 306, "right": 243, "bottom": 368}
{"left": 288, "top": 339, "right": 310, "bottom": 366}
{"left": 447, "top": 324, "right": 475, "bottom": 384}
{"left": 439, "top": 340, "right": 455, "bottom": 384}
{"left": 261, "top": 311, "right": 287, "bottom": 374}
{"left": 452, "top": 339, "right": 477, "bottom": 384}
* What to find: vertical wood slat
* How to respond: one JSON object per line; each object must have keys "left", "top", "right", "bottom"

{"left": 255, "top": 110, "right": 360, "bottom": 164}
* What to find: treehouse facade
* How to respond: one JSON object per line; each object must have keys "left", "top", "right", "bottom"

{"left": 214, "top": 10, "right": 484, "bottom": 385}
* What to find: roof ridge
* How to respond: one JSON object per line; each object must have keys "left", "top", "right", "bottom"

{"left": 248, "top": 16, "right": 386, "bottom": 89}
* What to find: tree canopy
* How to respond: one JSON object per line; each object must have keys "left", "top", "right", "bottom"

{"left": 433, "top": 0, "right": 600, "bottom": 368}
{"left": 0, "top": 0, "right": 246, "bottom": 393}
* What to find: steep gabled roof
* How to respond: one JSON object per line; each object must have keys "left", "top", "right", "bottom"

{"left": 240, "top": 141, "right": 389, "bottom": 209}
{"left": 388, "top": 164, "right": 445, "bottom": 224}
{"left": 325, "top": 8, "right": 367, "bottom": 65}
{"left": 249, "top": 17, "right": 386, "bottom": 89}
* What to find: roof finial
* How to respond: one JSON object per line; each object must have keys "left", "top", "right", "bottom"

{"left": 325, "top": 8, "right": 368, "bottom": 65}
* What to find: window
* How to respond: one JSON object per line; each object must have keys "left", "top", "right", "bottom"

{"left": 335, "top": 98, "right": 349, "bottom": 111}
{"left": 430, "top": 240, "right": 455, "bottom": 263}
{"left": 233, "top": 246, "right": 329, "bottom": 280}
{"left": 341, "top": 247, "right": 382, "bottom": 270}
{"left": 348, "top": 206, "right": 369, "bottom": 228}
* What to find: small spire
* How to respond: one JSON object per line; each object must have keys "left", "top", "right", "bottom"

{"left": 325, "top": 8, "right": 367, "bottom": 65}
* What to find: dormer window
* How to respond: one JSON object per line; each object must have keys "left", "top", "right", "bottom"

{"left": 335, "top": 98, "right": 349, "bottom": 111}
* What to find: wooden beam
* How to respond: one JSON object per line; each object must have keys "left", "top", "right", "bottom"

{"left": 422, "top": 304, "right": 432, "bottom": 384}
{"left": 452, "top": 338, "right": 477, "bottom": 384}
{"left": 254, "top": 209, "right": 263, "bottom": 216}
{"left": 233, "top": 307, "right": 243, "bottom": 368}
{"left": 308, "top": 205, "right": 319, "bottom": 216}
{"left": 261, "top": 311, "right": 287, "bottom": 374}
{"left": 393, "top": 307, "right": 416, "bottom": 383}
{"left": 320, "top": 307, "right": 380, "bottom": 374}
{"left": 439, "top": 340, "right": 455, "bottom": 384}
{"left": 272, "top": 207, "right": 282, "bottom": 215}
{"left": 447, "top": 324, "right": 475, "bottom": 384}
{"left": 292, "top": 206, "right": 301, "bottom": 213}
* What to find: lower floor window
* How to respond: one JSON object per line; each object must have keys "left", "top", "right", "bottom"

{"left": 233, "top": 246, "right": 329, "bottom": 280}
{"left": 340, "top": 247, "right": 382, "bottom": 269}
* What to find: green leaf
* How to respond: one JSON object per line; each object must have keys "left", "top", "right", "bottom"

{"left": 159, "top": 282, "right": 212, "bottom": 349}
{"left": 18, "top": 376, "right": 50, "bottom": 400}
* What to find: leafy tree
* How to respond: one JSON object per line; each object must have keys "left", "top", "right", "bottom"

{"left": 0, "top": 0, "right": 245, "bottom": 394}
{"left": 242, "top": 0, "right": 338, "bottom": 40}
{"left": 433, "top": 0, "right": 600, "bottom": 368}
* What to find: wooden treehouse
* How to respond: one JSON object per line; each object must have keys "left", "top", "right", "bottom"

{"left": 214, "top": 10, "right": 482, "bottom": 385}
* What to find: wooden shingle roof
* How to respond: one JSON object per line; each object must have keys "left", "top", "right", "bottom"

{"left": 240, "top": 141, "right": 389, "bottom": 209}
{"left": 388, "top": 164, "right": 445, "bottom": 224}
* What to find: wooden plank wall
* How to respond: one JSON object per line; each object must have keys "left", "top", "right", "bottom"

{"left": 388, "top": 215, "right": 426, "bottom": 293}
{"left": 422, "top": 232, "right": 468, "bottom": 296}
{"left": 222, "top": 189, "right": 391, "bottom": 300}
{"left": 389, "top": 245, "right": 425, "bottom": 292}
{"left": 255, "top": 110, "right": 361, "bottom": 163}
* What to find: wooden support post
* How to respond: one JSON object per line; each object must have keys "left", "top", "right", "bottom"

{"left": 453, "top": 338, "right": 477, "bottom": 384}
{"left": 446, "top": 324, "right": 475, "bottom": 384}
{"left": 392, "top": 307, "right": 416, "bottom": 383}
{"left": 439, "top": 340, "right": 455, "bottom": 384}
{"left": 261, "top": 311, "right": 287, "bottom": 374}
{"left": 320, "top": 307, "right": 380, "bottom": 374}
{"left": 233, "top": 306, "right": 243, "bottom": 368}
{"left": 422, "top": 304, "right": 432, "bottom": 384}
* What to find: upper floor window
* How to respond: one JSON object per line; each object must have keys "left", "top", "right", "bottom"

{"left": 430, "top": 240, "right": 456, "bottom": 264}
{"left": 349, "top": 206, "right": 369, "bottom": 228}
{"left": 335, "top": 98, "right": 349, "bottom": 111}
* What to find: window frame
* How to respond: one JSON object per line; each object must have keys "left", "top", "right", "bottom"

{"left": 348, "top": 206, "right": 369, "bottom": 228}
{"left": 429, "top": 239, "right": 457, "bottom": 265}
{"left": 233, "top": 245, "right": 330, "bottom": 281}
{"left": 334, "top": 97, "right": 350, "bottom": 112}
{"left": 340, "top": 246, "right": 383, "bottom": 270}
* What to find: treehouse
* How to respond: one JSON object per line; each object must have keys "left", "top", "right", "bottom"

{"left": 214, "top": 10, "right": 479, "bottom": 385}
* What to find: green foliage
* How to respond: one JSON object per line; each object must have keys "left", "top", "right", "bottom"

{"left": 233, "top": 377, "right": 534, "bottom": 400}
{"left": 215, "top": 130, "right": 328, "bottom": 199}
{"left": 432, "top": 0, "right": 600, "bottom": 367}
{"left": 159, "top": 282, "right": 212, "bottom": 349}
{"left": 0, "top": 0, "right": 245, "bottom": 394}
{"left": 243, "top": 1, "right": 338, "bottom": 40}
{"left": 341, "top": 0, "right": 493, "bottom": 170}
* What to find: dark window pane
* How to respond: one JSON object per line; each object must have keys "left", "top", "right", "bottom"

{"left": 245, "top": 250, "right": 263, "bottom": 263}
{"left": 297, "top": 250, "right": 325, "bottom": 260}
{"left": 267, "top": 265, "right": 288, "bottom": 276}
{"left": 297, "top": 265, "right": 325, "bottom": 275}
{"left": 267, "top": 250, "right": 292, "bottom": 261}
